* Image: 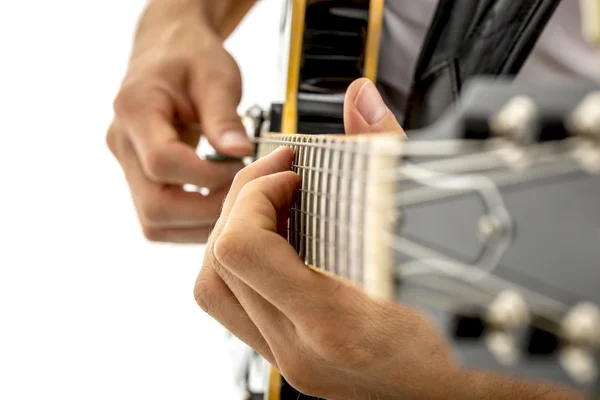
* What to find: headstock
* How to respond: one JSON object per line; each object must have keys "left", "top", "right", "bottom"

{"left": 394, "top": 77, "right": 600, "bottom": 395}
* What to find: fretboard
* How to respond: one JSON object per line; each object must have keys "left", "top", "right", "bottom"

{"left": 256, "top": 132, "right": 402, "bottom": 300}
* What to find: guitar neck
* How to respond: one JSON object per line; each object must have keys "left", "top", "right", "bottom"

{"left": 256, "top": 132, "right": 401, "bottom": 300}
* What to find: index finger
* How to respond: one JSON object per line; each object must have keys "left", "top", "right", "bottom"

{"left": 114, "top": 88, "right": 241, "bottom": 189}
{"left": 213, "top": 169, "right": 351, "bottom": 321}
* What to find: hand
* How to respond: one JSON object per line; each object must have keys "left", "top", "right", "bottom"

{"left": 106, "top": 0, "right": 253, "bottom": 243}
{"left": 194, "top": 79, "right": 459, "bottom": 400}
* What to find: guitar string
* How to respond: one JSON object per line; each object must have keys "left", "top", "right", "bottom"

{"left": 260, "top": 138, "right": 586, "bottom": 336}
{"left": 285, "top": 151, "right": 580, "bottom": 187}
{"left": 251, "top": 135, "right": 582, "bottom": 159}
{"left": 288, "top": 222, "right": 570, "bottom": 315}
{"left": 294, "top": 157, "right": 580, "bottom": 223}
{"left": 288, "top": 218, "right": 572, "bottom": 338}
{"left": 278, "top": 141, "right": 580, "bottom": 299}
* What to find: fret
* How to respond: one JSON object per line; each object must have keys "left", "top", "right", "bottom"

{"left": 299, "top": 136, "right": 310, "bottom": 260}
{"left": 312, "top": 137, "right": 323, "bottom": 269}
{"left": 306, "top": 139, "right": 315, "bottom": 265}
{"left": 296, "top": 138, "right": 307, "bottom": 260}
{"left": 290, "top": 137, "right": 300, "bottom": 253}
{"left": 338, "top": 142, "right": 351, "bottom": 280}
{"left": 329, "top": 141, "right": 341, "bottom": 276}
{"left": 350, "top": 141, "right": 367, "bottom": 286}
{"left": 319, "top": 138, "right": 328, "bottom": 273}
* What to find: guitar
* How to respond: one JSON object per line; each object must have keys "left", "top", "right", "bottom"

{"left": 207, "top": 1, "right": 600, "bottom": 398}
{"left": 252, "top": 76, "right": 600, "bottom": 399}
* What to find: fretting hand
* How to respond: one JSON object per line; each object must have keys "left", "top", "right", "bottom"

{"left": 195, "top": 79, "right": 584, "bottom": 400}
{"left": 194, "top": 79, "right": 460, "bottom": 400}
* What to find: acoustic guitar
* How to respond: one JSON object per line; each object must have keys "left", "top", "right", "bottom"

{"left": 206, "top": 0, "right": 600, "bottom": 398}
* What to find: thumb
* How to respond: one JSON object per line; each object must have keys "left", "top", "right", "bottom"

{"left": 190, "top": 49, "right": 254, "bottom": 157}
{"left": 343, "top": 78, "right": 406, "bottom": 137}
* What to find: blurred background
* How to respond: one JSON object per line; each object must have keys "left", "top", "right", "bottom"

{"left": 0, "top": 1, "right": 283, "bottom": 398}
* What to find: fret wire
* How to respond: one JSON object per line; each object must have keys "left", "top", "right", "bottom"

{"left": 330, "top": 141, "right": 342, "bottom": 277}
{"left": 292, "top": 140, "right": 301, "bottom": 254}
{"left": 306, "top": 140, "right": 315, "bottom": 266}
{"left": 358, "top": 143, "right": 369, "bottom": 286}
{"left": 313, "top": 138, "right": 323, "bottom": 270}
{"left": 346, "top": 144, "right": 355, "bottom": 283}
{"left": 296, "top": 138, "right": 307, "bottom": 259}
{"left": 288, "top": 141, "right": 294, "bottom": 248}
{"left": 300, "top": 136, "right": 309, "bottom": 260}
{"left": 349, "top": 142, "right": 361, "bottom": 284}
{"left": 339, "top": 143, "right": 351, "bottom": 280}
{"left": 319, "top": 137, "right": 329, "bottom": 273}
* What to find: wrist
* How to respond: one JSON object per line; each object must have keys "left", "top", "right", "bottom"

{"left": 455, "top": 369, "right": 587, "bottom": 400}
{"left": 194, "top": 0, "right": 257, "bottom": 39}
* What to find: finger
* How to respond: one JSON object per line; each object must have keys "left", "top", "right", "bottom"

{"left": 343, "top": 78, "right": 407, "bottom": 137}
{"left": 219, "top": 146, "right": 296, "bottom": 223}
{"left": 212, "top": 258, "right": 295, "bottom": 355}
{"left": 114, "top": 131, "right": 230, "bottom": 228}
{"left": 214, "top": 171, "right": 349, "bottom": 321}
{"left": 114, "top": 85, "right": 241, "bottom": 189}
{"left": 189, "top": 51, "right": 254, "bottom": 157}
{"left": 143, "top": 225, "right": 213, "bottom": 243}
{"left": 194, "top": 265, "right": 277, "bottom": 365}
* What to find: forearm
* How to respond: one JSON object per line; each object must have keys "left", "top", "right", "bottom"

{"left": 196, "top": 0, "right": 258, "bottom": 39}
{"left": 138, "top": 0, "right": 256, "bottom": 40}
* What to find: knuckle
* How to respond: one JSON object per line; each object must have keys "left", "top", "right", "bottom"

{"left": 230, "top": 167, "right": 251, "bottom": 192}
{"left": 112, "top": 84, "right": 139, "bottom": 116}
{"left": 142, "top": 225, "right": 165, "bottom": 242}
{"left": 193, "top": 272, "right": 218, "bottom": 316}
{"left": 206, "top": 55, "right": 241, "bottom": 87}
{"left": 105, "top": 125, "right": 119, "bottom": 156}
{"left": 143, "top": 148, "right": 172, "bottom": 181}
{"left": 213, "top": 229, "right": 247, "bottom": 267}
{"left": 139, "top": 197, "right": 169, "bottom": 224}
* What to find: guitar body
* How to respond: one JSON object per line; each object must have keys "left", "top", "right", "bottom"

{"left": 264, "top": 1, "right": 385, "bottom": 399}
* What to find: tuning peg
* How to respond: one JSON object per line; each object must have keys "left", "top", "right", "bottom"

{"left": 486, "top": 290, "right": 530, "bottom": 330}
{"left": 561, "top": 302, "right": 600, "bottom": 349}
{"left": 559, "top": 345, "right": 599, "bottom": 384}
{"left": 567, "top": 92, "right": 600, "bottom": 173}
{"left": 489, "top": 96, "right": 540, "bottom": 145}
{"left": 486, "top": 331, "right": 520, "bottom": 366}
{"left": 569, "top": 92, "right": 600, "bottom": 139}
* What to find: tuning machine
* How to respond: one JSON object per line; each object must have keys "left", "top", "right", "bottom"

{"left": 451, "top": 290, "right": 530, "bottom": 366}
{"left": 558, "top": 302, "right": 600, "bottom": 384}
{"left": 488, "top": 96, "right": 540, "bottom": 169}
{"left": 567, "top": 91, "right": 600, "bottom": 173}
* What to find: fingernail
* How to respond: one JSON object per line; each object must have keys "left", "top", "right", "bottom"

{"left": 221, "top": 130, "right": 252, "bottom": 151}
{"left": 355, "top": 81, "right": 388, "bottom": 125}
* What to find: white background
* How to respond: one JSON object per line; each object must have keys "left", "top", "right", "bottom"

{"left": 0, "top": 1, "right": 282, "bottom": 398}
